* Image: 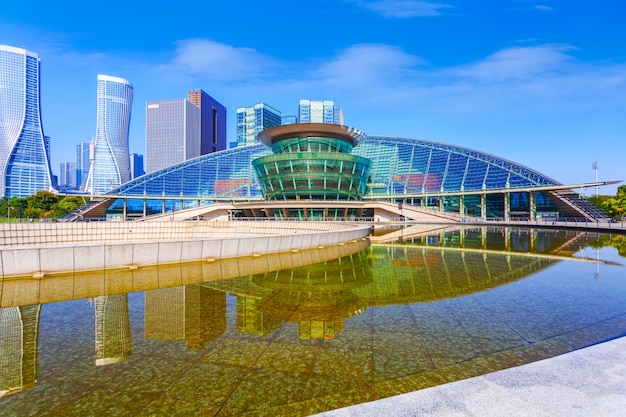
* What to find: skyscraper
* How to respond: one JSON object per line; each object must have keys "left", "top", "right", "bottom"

{"left": 298, "top": 99, "right": 343, "bottom": 124}
{"left": 85, "top": 74, "right": 133, "bottom": 194}
{"left": 0, "top": 45, "right": 54, "bottom": 198}
{"left": 129, "top": 153, "right": 144, "bottom": 179}
{"left": 281, "top": 115, "right": 299, "bottom": 125}
{"left": 145, "top": 98, "right": 200, "bottom": 173}
{"left": 59, "top": 162, "right": 77, "bottom": 189}
{"left": 236, "top": 103, "right": 282, "bottom": 147}
{"left": 188, "top": 89, "right": 227, "bottom": 154}
{"left": 76, "top": 139, "right": 91, "bottom": 190}
{"left": 146, "top": 90, "right": 226, "bottom": 173}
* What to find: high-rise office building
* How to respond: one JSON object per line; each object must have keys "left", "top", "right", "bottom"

{"left": 146, "top": 90, "right": 226, "bottom": 174}
{"left": 85, "top": 74, "right": 133, "bottom": 194}
{"left": 0, "top": 45, "right": 54, "bottom": 198}
{"left": 129, "top": 153, "right": 144, "bottom": 179}
{"left": 59, "top": 162, "right": 77, "bottom": 189}
{"left": 298, "top": 99, "right": 343, "bottom": 124}
{"left": 145, "top": 99, "right": 200, "bottom": 173}
{"left": 76, "top": 139, "right": 91, "bottom": 190}
{"left": 236, "top": 103, "right": 282, "bottom": 146}
{"left": 188, "top": 89, "right": 227, "bottom": 154}
{"left": 281, "top": 115, "right": 299, "bottom": 125}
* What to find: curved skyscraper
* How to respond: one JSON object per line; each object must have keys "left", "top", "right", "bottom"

{"left": 86, "top": 74, "right": 133, "bottom": 194}
{"left": 0, "top": 45, "right": 53, "bottom": 198}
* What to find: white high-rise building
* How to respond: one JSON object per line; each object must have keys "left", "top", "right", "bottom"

{"left": 298, "top": 99, "right": 343, "bottom": 125}
{"left": 145, "top": 99, "right": 200, "bottom": 173}
{"left": 85, "top": 75, "right": 133, "bottom": 194}
{"left": 0, "top": 45, "right": 54, "bottom": 197}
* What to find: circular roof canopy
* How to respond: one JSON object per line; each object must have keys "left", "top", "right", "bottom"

{"left": 257, "top": 123, "right": 367, "bottom": 148}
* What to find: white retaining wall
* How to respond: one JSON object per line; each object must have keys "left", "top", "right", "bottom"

{"left": 0, "top": 221, "right": 371, "bottom": 279}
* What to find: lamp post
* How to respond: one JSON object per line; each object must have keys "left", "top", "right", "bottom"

{"left": 592, "top": 161, "right": 599, "bottom": 196}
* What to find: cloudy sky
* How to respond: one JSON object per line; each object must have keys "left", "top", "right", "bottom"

{"left": 2, "top": 0, "right": 625, "bottom": 193}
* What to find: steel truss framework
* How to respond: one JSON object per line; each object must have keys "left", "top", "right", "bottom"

{"left": 109, "top": 136, "right": 562, "bottom": 201}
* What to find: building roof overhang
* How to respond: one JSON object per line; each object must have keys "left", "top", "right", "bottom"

{"left": 257, "top": 123, "right": 367, "bottom": 147}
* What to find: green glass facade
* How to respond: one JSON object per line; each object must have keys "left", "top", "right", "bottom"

{"left": 252, "top": 125, "right": 372, "bottom": 201}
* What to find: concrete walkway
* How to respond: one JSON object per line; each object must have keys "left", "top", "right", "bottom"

{"left": 314, "top": 336, "right": 626, "bottom": 417}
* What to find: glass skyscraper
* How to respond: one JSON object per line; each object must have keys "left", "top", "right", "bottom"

{"left": 187, "top": 89, "right": 227, "bottom": 155}
{"left": 0, "top": 45, "right": 53, "bottom": 198}
{"left": 85, "top": 74, "right": 133, "bottom": 194}
{"left": 129, "top": 153, "right": 144, "bottom": 179}
{"left": 298, "top": 99, "right": 343, "bottom": 125}
{"left": 235, "top": 103, "right": 282, "bottom": 147}
{"left": 76, "top": 139, "right": 91, "bottom": 190}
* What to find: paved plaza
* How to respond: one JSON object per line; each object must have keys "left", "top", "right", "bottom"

{"left": 315, "top": 336, "right": 626, "bottom": 417}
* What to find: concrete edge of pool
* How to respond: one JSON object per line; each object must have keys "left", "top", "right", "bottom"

{"left": 313, "top": 335, "right": 626, "bottom": 417}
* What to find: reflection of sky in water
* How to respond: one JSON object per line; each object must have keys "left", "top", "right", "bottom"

{"left": 1, "top": 231, "right": 625, "bottom": 416}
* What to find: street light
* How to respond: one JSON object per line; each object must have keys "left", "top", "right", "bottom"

{"left": 592, "top": 161, "right": 599, "bottom": 196}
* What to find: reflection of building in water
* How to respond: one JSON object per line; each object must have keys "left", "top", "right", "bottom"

{"left": 236, "top": 297, "right": 282, "bottom": 336}
{"left": 394, "top": 226, "right": 608, "bottom": 256}
{"left": 208, "top": 244, "right": 561, "bottom": 339}
{"left": 94, "top": 295, "right": 132, "bottom": 366}
{"left": 229, "top": 251, "right": 372, "bottom": 340}
{"left": 0, "top": 305, "right": 41, "bottom": 396}
{"left": 299, "top": 318, "right": 344, "bottom": 340}
{"left": 145, "top": 285, "right": 226, "bottom": 350}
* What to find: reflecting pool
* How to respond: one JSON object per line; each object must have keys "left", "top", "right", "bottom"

{"left": 1, "top": 227, "right": 625, "bottom": 416}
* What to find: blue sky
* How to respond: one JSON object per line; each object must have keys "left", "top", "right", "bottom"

{"left": 2, "top": 0, "right": 625, "bottom": 194}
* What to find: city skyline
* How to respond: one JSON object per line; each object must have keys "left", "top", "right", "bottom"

{"left": 1, "top": 1, "right": 624, "bottom": 194}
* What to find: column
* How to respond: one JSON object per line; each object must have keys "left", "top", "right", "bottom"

{"left": 480, "top": 194, "right": 486, "bottom": 220}
{"left": 503, "top": 193, "right": 509, "bottom": 221}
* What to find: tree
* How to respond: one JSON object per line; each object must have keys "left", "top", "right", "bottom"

{"left": 588, "top": 185, "right": 626, "bottom": 220}
{"left": 8, "top": 197, "right": 27, "bottom": 218}
{"left": 26, "top": 191, "right": 58, "bottom": 212}
{"left": 0, "top": 197, "right": 7, "bottom": 218}
{"left": 24, "top": 207, "right": 45, "bottom": 219}
{"left": 55, "top": 196, "right": 84, "bottom": 217}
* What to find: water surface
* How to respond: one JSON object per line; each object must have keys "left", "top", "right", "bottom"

{"left": 1, "top": 227, "right": 625, "bottom": 416}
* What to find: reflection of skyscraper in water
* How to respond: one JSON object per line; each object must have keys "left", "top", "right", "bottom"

{"left": 236, "top": 297, "right": 282, "bottom": 337}
{"left": 94, "top": 295, "right": 132, "bottom": 366}
{"left": 145, "top": 285, "right": 226, "bottom": 350}
{"left": 0, "top": 305, "right": 41, "bottom": 396}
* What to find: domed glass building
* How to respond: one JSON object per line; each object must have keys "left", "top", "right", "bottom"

{"left": 73, "top": 123, "right": 613, "bottom": 222}
{"left": 252, "top": 123, "right": 372, "bottom": 201}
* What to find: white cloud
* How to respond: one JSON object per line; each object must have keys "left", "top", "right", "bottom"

{"left": 164, "top": 39, "right": 277, "bottom": 82}
{"left": 314, "top": 44, "right": 425, "bottom": 87}
{"left": 360, "top": 0, "right": 452, "bottom": 17}
{"left": 534, "top": 4, "right": 554, "bottom": 11}
{"left": 454, "top": 45, "right": 576, "bottom": 82}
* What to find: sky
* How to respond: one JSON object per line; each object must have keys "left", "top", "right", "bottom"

{"left": 1, "top": 0, "right": 625, "bottom": 194}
